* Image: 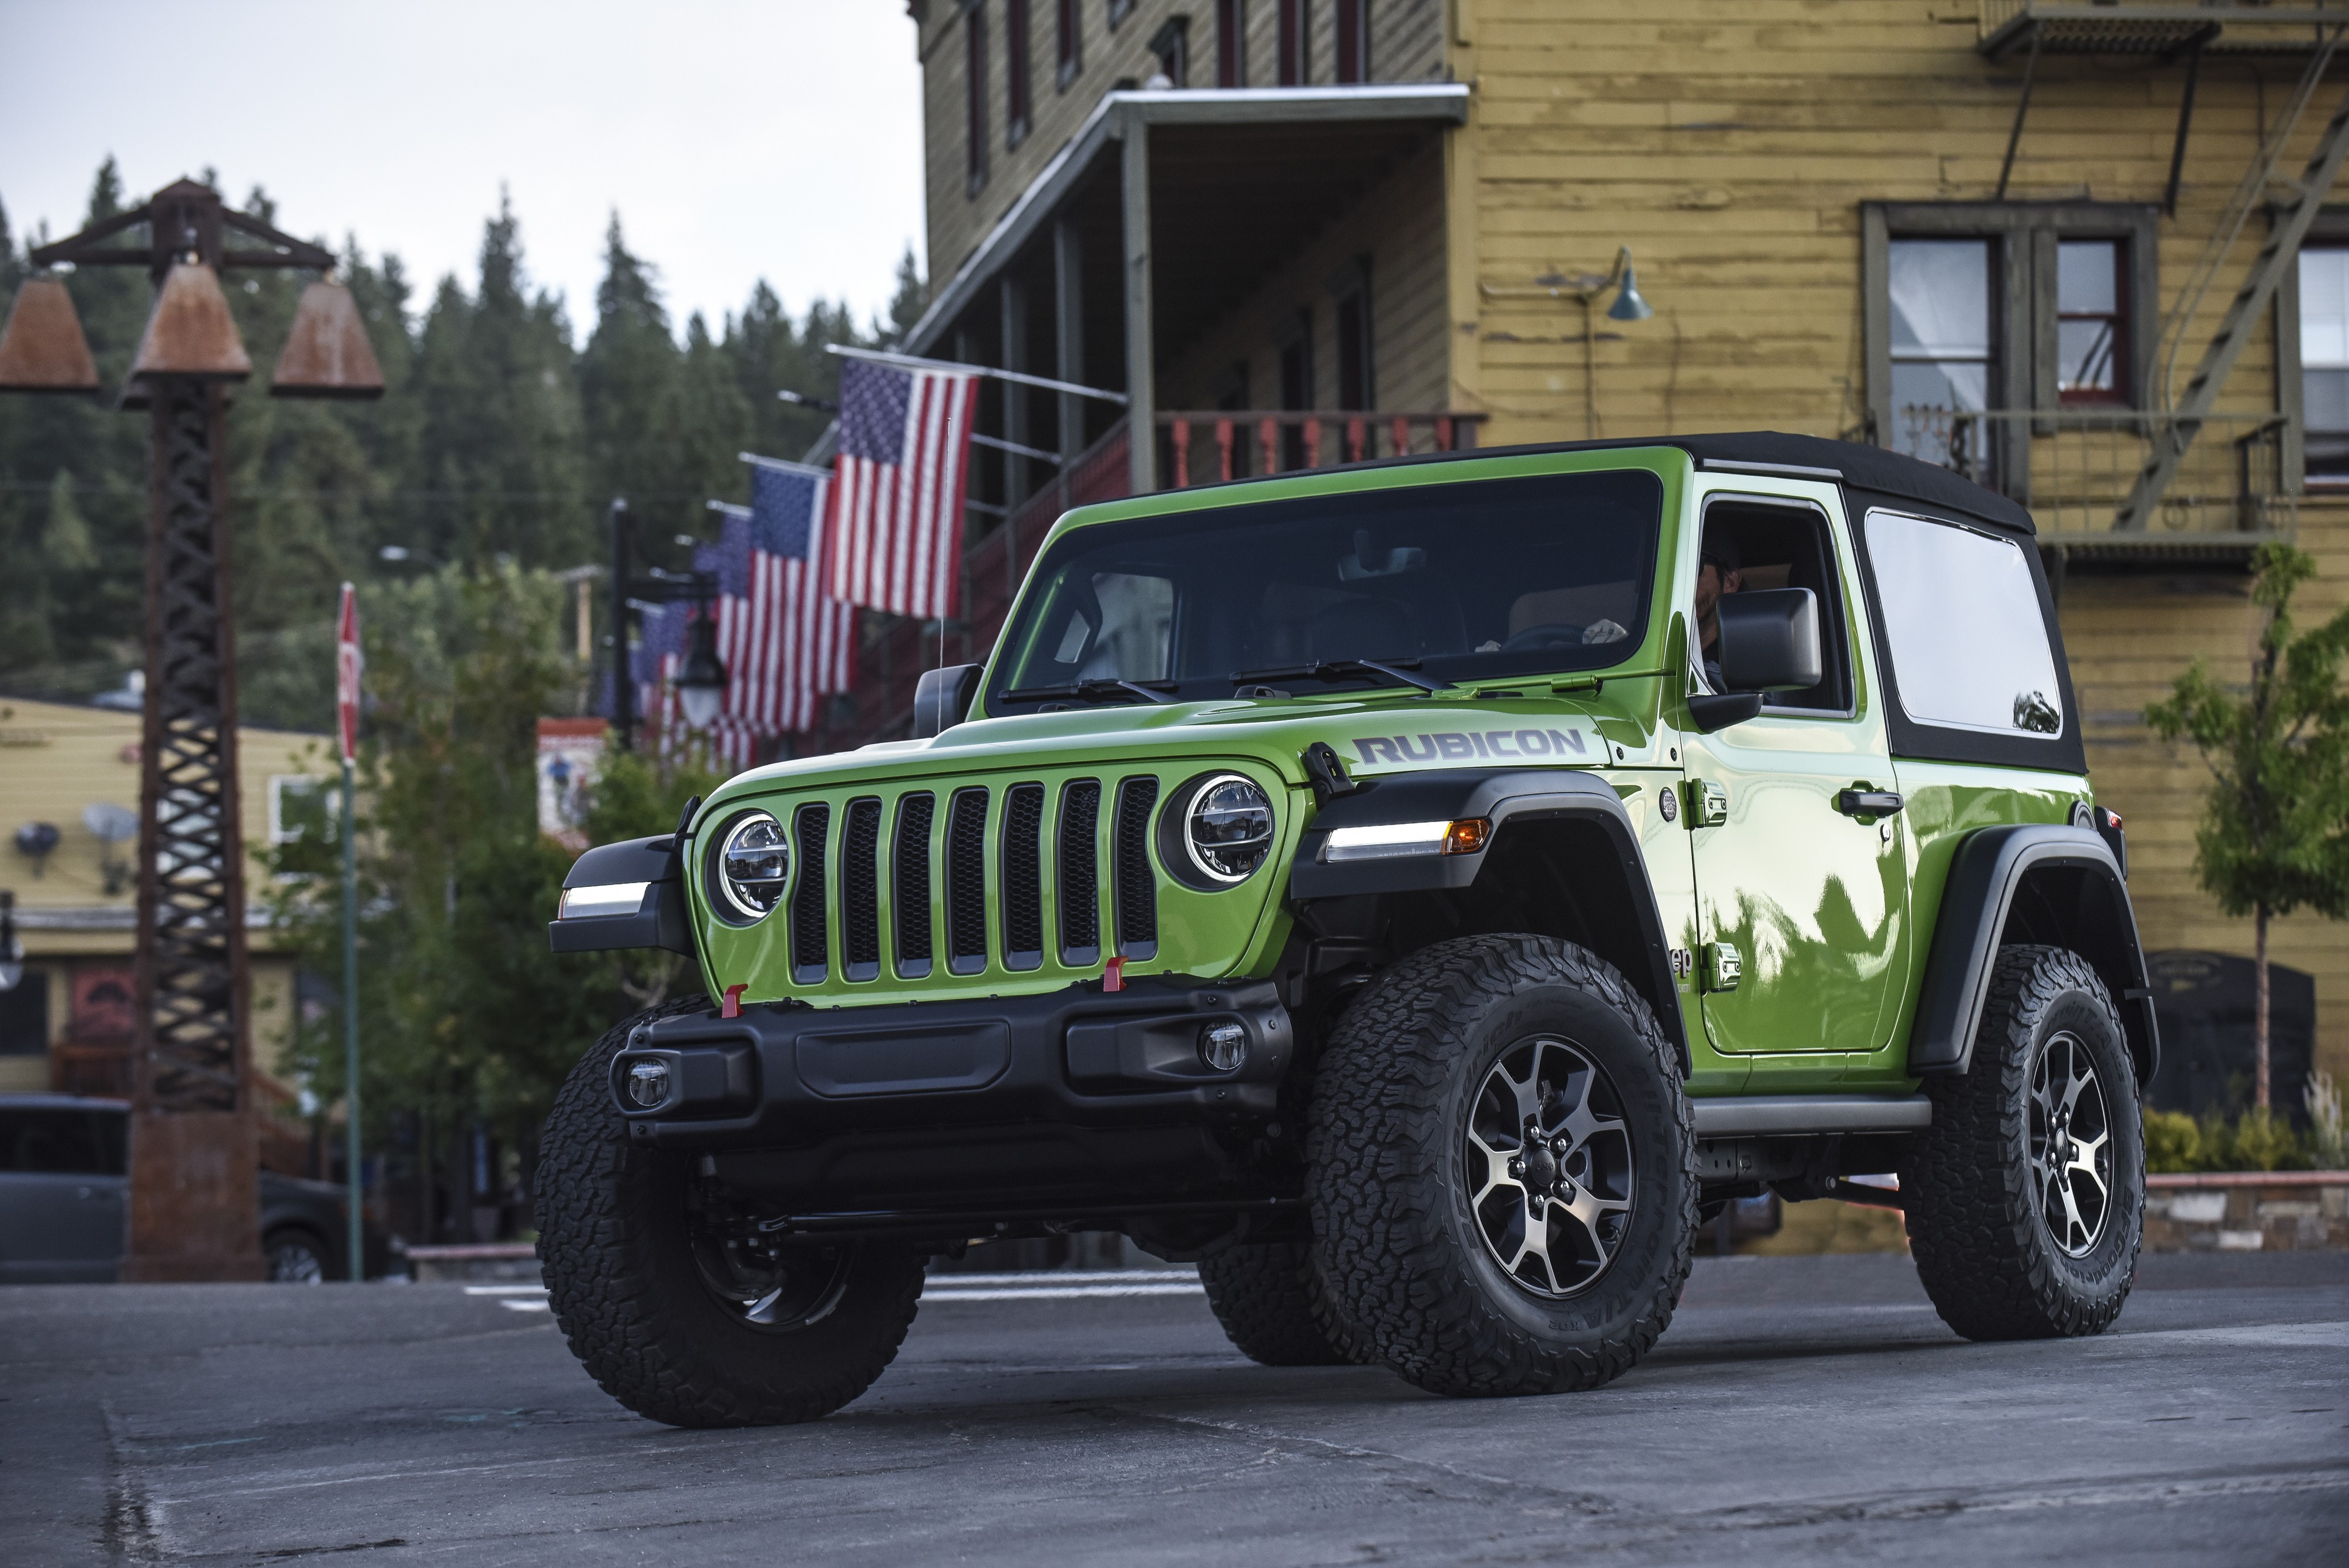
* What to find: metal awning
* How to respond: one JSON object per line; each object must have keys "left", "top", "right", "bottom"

{"left": 1981, "top": 2, "right": 2349, "bottom": 61}
{"left": 901, "top": 83, "right": 1471, "bottom": 362}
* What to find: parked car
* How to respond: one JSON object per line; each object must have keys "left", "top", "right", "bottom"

{"left": 0, "top": 1093, "right": 381, "bottom": 1282}
{"left": 541, "top": 432, "right": 2155, "bottom": 1426}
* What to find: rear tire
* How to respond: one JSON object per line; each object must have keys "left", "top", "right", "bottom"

{"left": 1307, "top": 934, "right": 1696, "bottom": 1398}
{"left": 537, "top": 997, "right": 927, "bottom": 1427}
{"left": 1902, "top": 945, "right": 2144, "bottom": 1341}
{"left": 1197, "top": 1241, "right": 1368, "bottom": 1367}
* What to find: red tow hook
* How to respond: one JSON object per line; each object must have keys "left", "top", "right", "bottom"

{"left": 721, "top": 983, "right": 749, "bottom": 1018}
{"left": 1102, "top": 955, "right": 1126, "bottom": 993}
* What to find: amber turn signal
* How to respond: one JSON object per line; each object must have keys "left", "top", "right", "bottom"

{"left": 1442, "top": 818, "right": 1492, "bottom": 855}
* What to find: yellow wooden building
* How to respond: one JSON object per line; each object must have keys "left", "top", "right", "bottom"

{"left": 893, "top": 1, "right": 2349, "bottom": 1086}
{"left": 0, "top": 692, "right": 326, "bottom": 1102}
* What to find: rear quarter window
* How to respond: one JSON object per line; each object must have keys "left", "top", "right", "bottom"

{"left": 1862, "top": 509, "right": 2065, "bottom": 739}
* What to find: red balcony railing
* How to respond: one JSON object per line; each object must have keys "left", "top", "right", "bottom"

{"left": 1156, "top": 408, "right": 1486, "bottom": 488}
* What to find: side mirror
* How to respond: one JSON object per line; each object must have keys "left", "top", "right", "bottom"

{"left": 1717, "top": 588, "right": 1822, "bottom": 693}
{"left": 912, "top": 663, "right": 982, "bottom": 738}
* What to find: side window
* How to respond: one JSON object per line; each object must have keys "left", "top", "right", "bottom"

{"left": 1863, "top": 509, "right": 2063, "bottom": 738}
{"left": 1694, "top": 499, "right": 1855, "bottom": 715}
{"left": 0, "top": 1109, "right": 108, "bottom": 1175}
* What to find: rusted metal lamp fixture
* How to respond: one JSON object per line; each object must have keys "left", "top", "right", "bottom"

{"left": 0, "top": 277, "right": 101, "bottom": 391}
{"left": 6, "top": 179, "right": 383, "bottom": 1283}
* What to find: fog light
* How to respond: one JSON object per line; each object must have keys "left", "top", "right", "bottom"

{"left": 626, "top": 1060, "right": 671, "bottom": 1109}
{"left": 1200, "top": 1022, "right": 1248, "bottom": 1073}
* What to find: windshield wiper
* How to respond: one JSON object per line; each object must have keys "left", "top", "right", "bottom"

{"left": 1228, "top": 657, "right": 1452, "bottom": 695}
{"left": 1002, "top": 678, "right": 1179, "bottom": 706}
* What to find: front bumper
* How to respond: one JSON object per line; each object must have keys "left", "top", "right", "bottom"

{"left": 612, "top": 977, "right": 1294, "bottom": 1212}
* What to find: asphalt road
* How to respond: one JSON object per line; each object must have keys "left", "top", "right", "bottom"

{"left": 4, "top": 1251, "right": 2345, "bottom": 1566}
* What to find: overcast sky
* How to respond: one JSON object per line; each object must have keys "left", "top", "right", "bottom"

{"left": 0, "top": 1, "right": 927, "bottom": 341}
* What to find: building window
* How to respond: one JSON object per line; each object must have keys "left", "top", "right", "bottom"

{"left": 966, "top": 4, "right": 990, "bottom": 195}
{"left": 1217, "top": 0, "right": 1245, "bottom": 85}
{"left": 1887, "top": 238, "right": 1995, "bottom": 475}
{"left": 1333, "top": 260, "right": 1373, "bottom": 410}
{"left": 2300, "top": 248, "right": 2349, "bottom": 483}
{"left": 1148, "top": 15, "right": 1189, "bottom": 87}
{"left": 1278, "top": 0, "right": 1307, "bottom": 85}
{"left": 1056, "top": 0, "right": 1082, "bottom": 88}
{"left": 1863, "top": 202, "right": 2159, "bottom": 490}
{"left": 1108, "top": 0, "right": 1135, "bottom": 28}
{"left": 2057, "top": 239, "right": 2126, "bottom": 405}
{"left": 1007, "top": 0, "right": 1032, "bottom": 146}
{"left": 1335, "top": 0, "right": 1370, "bottom": 83}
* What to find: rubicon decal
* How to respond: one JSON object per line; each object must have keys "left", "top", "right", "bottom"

{"left": 1353, "top": 728, "right": 1593, "bottom": 765}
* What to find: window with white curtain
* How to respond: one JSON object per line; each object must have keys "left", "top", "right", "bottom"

{"left": 1887, "top": 239, "right": 1994, "bottom": 476}
{"left": 2301, "top": 248, "right": 2349, "bottom": 483}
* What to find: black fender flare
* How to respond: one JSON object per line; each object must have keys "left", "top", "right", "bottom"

{"left": 1288, "top": 768, "right": 1689, "bottom": 1072}
{"left": 1909, "top": 824, "right": 2157, "bottom": 1082}
{"left": 547, "top": 833, "right": 698, "bottom": 958}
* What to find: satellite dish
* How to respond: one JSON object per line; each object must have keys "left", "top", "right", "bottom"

{"left": 83, "top": 803, "right": 139, "bottom": 843}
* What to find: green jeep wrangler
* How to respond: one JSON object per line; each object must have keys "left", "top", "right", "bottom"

{"left": 538, "top": 432, "right": 2155, "bottom": 1428}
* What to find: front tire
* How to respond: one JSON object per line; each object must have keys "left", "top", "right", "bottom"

{"left": 1307, "top": 934, "right": 1696, "bottom": 1398}
{"left": 1902, "top": 945, "right": 2145, "bottom": 1341}
{"left": 537, "top": 997, "right": 927, "bottom": 1427}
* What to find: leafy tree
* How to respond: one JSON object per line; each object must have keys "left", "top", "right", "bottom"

{"left": 2145, "top": 543, "right": 2349, "bottom": 1110}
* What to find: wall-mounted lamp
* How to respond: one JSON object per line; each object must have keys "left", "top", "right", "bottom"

{"left": 1525, "top": 247, "right": 1656, "bottom": 440}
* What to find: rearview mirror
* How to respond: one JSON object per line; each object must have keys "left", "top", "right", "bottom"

{"left": 913, "top": 663, "right": 982, "bottom": 738}
{"left": 1717, "top": 588, "right": 1822, "bottom": 694}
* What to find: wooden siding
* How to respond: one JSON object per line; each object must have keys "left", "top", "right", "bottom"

{"left": 1449, "top": 1, "right": 2320, "bottom": 446}
{"left": 916, "top": 0, "right": 1449, "bottom": 286}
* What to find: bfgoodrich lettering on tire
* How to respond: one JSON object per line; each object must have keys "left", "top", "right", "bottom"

{"left": 1901, "top": 945, "right": 2145, "bottom": 1341}
{"left": 1306, "top": 934, "right": 1696, "bottom": 1397}
{"left": 536, "top": 997, "right": 927, "bottom": 1427}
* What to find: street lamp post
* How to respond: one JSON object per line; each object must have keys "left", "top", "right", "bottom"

{"left": 605, "top": 497, "right": 726, "bottom": 752}
{"left": 0, "top": 179, "right": 383, "bottom": 1281}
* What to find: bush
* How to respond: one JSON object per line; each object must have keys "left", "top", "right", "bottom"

{"left": 2194, "top": 1106, "right": 2312, "bottom": 1172}
{"left": 2143, "top": 1109, "right": 2203, "bottom": 1175}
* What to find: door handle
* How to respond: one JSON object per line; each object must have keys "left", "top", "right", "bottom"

{"left": 1836, "top": 789, "right": 1904, "bottom": 818}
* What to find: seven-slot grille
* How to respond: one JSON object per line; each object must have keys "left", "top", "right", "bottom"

{"left": 766, "top": 774, "right": 1173, "bottom": 987}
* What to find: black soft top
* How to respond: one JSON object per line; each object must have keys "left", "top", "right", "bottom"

{"left": 1450, "top": 430, "right": 2034, "bottom": 537}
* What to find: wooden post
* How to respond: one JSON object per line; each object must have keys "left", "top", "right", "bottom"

{"left": 1120, "top": 110, "right": 1155, "bottom": 494}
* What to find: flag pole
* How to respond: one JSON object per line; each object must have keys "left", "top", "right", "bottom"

{"left": 824, "top": 343, "right": 1130, "bottom": 406}
{"left": 334, "top": 583, "right": 363, "bottom": 1284}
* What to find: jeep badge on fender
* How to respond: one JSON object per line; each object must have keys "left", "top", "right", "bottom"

{"left": 537, "top": 432, "right": 2155, "bottom": 1426}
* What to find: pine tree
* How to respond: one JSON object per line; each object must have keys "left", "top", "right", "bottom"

{"left": 580, "top": 216, "right": 681, "bottom": 535}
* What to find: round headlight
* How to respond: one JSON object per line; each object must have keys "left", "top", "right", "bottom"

{"left": 715, "top": 812, "right": 789, "bottom": 921}
{"left": 1184, "top": 775, "right": 1275, "bottom": 884}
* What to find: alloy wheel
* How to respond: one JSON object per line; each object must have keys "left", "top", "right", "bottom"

{"left": 2028, "top": 1029, "right": 2112, "bottom": 1258}
{"left": 1463, "top": 1034, "right": 1637, "bottom": 1298}
{"left": 689, "top": 1232, "right": 854, "bottom": 1333}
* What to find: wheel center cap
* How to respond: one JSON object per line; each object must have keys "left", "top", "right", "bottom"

{"left": 1521, "top": 1142, "right": 1560, "bottom": 1192}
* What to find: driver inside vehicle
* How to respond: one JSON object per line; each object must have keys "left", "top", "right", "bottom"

{"left": 1693, "top": 532, "right": 1744, "bottom": 690}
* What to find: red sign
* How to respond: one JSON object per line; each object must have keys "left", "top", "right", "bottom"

{"left": 335, "top": 583, "right": 362, "bottom": 765}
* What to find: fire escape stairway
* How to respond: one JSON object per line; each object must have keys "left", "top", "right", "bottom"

{"left": 2118, "top": 78, "right": 2349, "bottom": 531}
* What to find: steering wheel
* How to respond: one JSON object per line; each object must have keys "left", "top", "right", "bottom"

{"left": 1499, "top": 623, "right": 1584, "bottom": 652}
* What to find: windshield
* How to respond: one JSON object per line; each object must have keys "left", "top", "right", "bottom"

{"left": 988, "top": 467, "right": 1663, "bottom": 710}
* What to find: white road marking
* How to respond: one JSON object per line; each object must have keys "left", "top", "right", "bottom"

{"left": 498, "top": 1299, "right": 551, "bottom": 1313}
{"left": 928, "top": 1270, "right": 1197, "bottom": 1286}
{"left": 924, "top": 1283, "right": 1206, "bottom": 1302}
{"left": 462, "top": 1285, "right": 547, "bottom": 1297}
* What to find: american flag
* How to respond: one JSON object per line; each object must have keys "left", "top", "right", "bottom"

{"left": 714, "top": 459, "right": 853, "bottom": 734}
{"left": 830, "top": 354, "right": 980, "bottom": 619}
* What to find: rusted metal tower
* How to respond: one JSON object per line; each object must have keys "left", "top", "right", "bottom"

{"left": 0, "top": 179, "right": 382, "bottom": 1280}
